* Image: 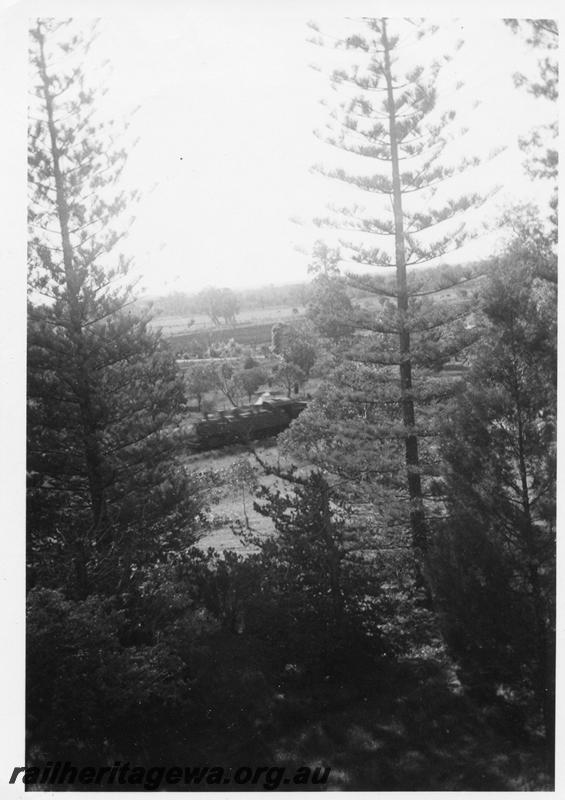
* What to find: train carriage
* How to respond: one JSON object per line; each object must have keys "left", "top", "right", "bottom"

{"left": 187, "top": 398, "right": 307, "bottom": 452}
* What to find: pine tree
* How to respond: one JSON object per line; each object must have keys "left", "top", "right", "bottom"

{"left": 435, "top": 229, "right": 556, "bottom": 763}
{"left": 28, "top": 19, "right": 200, "bottom": 598}
{"left": 504, "top": 19, "right": 558, "bottom": 182}
{"left": 287, "top": 18, "right": 488, "bottom": 588}
{"left": 252, "top": 471, "right": 386, "bottom": 674}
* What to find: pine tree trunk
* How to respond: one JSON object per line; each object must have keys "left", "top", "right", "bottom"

{"left": 382, "top": 20, "right": 429, "bottom": 590}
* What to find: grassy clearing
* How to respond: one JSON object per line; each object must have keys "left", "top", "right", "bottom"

{"left": 169, "top": 322, "right": 276, "bottom": 351}
{"left": 151, "top": 306, "right": 305, "bottom": 337}
{"left": 185, "top": 441, "right": 311, "bottom": 553}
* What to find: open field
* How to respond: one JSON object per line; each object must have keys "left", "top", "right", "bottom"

{"left": 168, "top": 322, "right": 276, "bottom": 352}
{"left": 150, "top": 305, "right": 305, "bottom": 337}
{"left": 184, "top": 440, "right": 311, "bottom": 553}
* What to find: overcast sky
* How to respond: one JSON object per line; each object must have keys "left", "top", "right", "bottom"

{"left": 64, "top": 10, "right": 555, "bottom": 297}
{"left": 10, "top": 1, "right": 562, "bottom": 300}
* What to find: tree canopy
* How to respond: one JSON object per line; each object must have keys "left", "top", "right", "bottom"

{"left": 287, "top": 18, "right": 489, "bottom": 591}
{"left": 27, "top": 19, "right": 200, "bottom": 598}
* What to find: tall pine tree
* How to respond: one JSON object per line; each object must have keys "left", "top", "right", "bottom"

{"left": 286, "top": 18, "right": 489, "bottom": 589}
{"left": 28, "top": 19, "right": 199, "bottom": 598}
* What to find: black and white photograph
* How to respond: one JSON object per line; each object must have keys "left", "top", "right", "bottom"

{"left": 0, "top": 0, "right": 559, "bottom": 792}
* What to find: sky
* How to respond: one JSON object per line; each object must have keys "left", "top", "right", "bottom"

{"left": 68, "top": 9, "right": 557, "bottom": 297}
{"left": 19, "top": 5, "right": 557, "bottom": 296}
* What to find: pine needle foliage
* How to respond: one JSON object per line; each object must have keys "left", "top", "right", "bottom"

{"left": 287, "top": 18, "right": 489, "bottom": 587}
{"left": 27, "top": 19, "right": 200, "bottom": 598}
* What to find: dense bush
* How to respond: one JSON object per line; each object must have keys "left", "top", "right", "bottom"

{"left": 27, "top": 588, "right": 197, "bottom": 763}
{"left": 27, "top": 471, "right": 407, "bottom": 769}
{"left": 430, "top": 243, "right": 556, "bottom": 757}
{"left": 26, "top": 575, "right": 276, "bottom": 766}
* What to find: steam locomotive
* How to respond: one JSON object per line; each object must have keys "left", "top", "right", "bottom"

{"left": 186, "top": 397, "right": 307, "bottom": 452}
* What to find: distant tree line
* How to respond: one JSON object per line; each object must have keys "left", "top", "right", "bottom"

{"left": 152, "top": 282, "right": 312, "bottom": 320}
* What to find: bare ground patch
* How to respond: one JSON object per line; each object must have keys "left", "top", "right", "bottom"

{"left": 185, "top": 441, "right": 310, "bottom": 553}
